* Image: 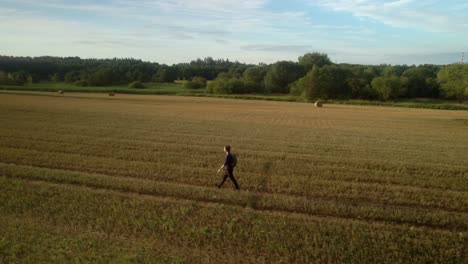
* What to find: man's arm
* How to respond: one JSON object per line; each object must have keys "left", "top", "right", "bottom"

{"left": 217, "top": 154, "right": 229, "bottom": 173}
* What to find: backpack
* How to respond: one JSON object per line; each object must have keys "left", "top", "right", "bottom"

{"left": 231, "top": 154, "right": 238, "bottom": 168}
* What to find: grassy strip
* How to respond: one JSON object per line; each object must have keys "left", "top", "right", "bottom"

{"left": 1, "top": 176, "right": 466, "bottom": 263}
{"left": 1, "top": 145, "right": 465, "bottom": 213}
{"left": 324, "top": 99, "right": 468, "bottom": 111}
{"left": 3, "top": 129, "right": 463, "bottom": 178}
{"left": 187, "top": 94, "right": 468, "bottom": 111}
{"left": 0, "top": 83, "right": 204, "bottom": 95}
{"left": 1, "top": 163, "right": 467, "bottom": 231}
{"left": 2, "top": 83, "right": 466, "bottom": 110}
{"left": 1, "top": 143, "right": 466, "bottom": 195}
{"left": 0, "top": 215, "right": 203, "bottom": 263}
{"left": 1, "top": 114, "right": 464, "bottom": 170}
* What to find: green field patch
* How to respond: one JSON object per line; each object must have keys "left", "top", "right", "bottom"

{"left": 452, "top": 118, "right": 468, "bottom": 125}
{"left": 0, "top": 82, "right": 204, "bottom": 96}
{"left": 2, "top": 82, "right": 467, "bottom": 111}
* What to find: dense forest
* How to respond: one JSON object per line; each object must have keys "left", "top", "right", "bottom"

{"left": 0, "top": 53, "right": 466, "bottom": 102}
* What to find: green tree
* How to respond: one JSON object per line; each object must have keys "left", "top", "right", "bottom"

{"left": 298, "top": 52, "right": 332, "bottom": 71}
{"left": 402, "top": 66, "right": 439, "bottom": 98}
{"left": 184, "top": 76, "right": 207, "bottom": 89}
{"left": 316, "top": 65, "right": 351, "bottom": 99}
{"left": 74, "top": 80, "right": 88, "bottom": 86}
{"left": 87, "top": 67, "right": 114, "bottom": 86}
{"left": 242, "top": 66, "right": 267, "bottom": 93}
{"left": 128, "top": 81, "right": 146, "bottom": 89}
{"left": 264, "top": 61, "right": 303, "bottom": 93}
{"left": 371, "top": 76, "right": 406, "bottom": 101}
{"left": 10, "top": 71, "right": 30, "bottom": 85}
{"left": 206, "top": 79, "right": 223, "bottom": 94}
{"left": 243, "top": 66, "right": 266, "bottom": 83}
{"left": 290, "top": 65, "right": 351, "bottom": 100}
{"left": 382, "top": 66, "right": 397, "bottom": 77}
{"left": 347, "top": 77, "right": 374, "bottom": 99}
{"left": 424, "top": 77, "right": 440, "bottom": 98}
{"left": 126, "top": 70, "right": 145, "bottom": 82}
{"left": 437, "top": 64, "right": 468, "bottom": 103}
{"left": 342, "top": 65, "right": 377, "bottom": 99}
{"left": 290, "top": 65, "right": 320, "bottom": 99}
{"left": 64, "top": 71, "right": 82, "bottom": 83}
{"left": 224, "top": 78, "right": 245, "bottom": 93}
{"left": 0, "top": 71, "right": 7, "bottom": 84}
{"left": 207, "top": 77, "right": 247, "bottom": 94}
{"left": 152, "top": 66, "right": 176, "bottom": 83}
{"left": 50, "top": 73, "right": 64, "bottom": 82}
{"left": 363, "top": 66, "right": 379, "bottom": 80}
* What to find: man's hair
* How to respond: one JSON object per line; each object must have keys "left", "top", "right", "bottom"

{"left": 224, "top": 145, "right": 231, "bottom": 152}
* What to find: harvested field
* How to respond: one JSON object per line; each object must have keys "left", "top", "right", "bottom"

{"left": 0, "top": 91, "right": 467, "bottom": 263}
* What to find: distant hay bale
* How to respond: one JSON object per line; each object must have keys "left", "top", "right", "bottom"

{"left": 108, "top": 92, "right": 115, "bottom": 96}
{"left": 58, "top": 90, "right": 64, "bottom": 94}
{"left": 314, "top": 101, "right": 323, "bottom": 108}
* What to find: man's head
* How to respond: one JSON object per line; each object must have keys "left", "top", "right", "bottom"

{"left": 224, "top": 145, "right": 231, "bottom": 153}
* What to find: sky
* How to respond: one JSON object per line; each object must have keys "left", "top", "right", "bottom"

{"left": 0, "top": 0, "right": 467, "bottom": 65}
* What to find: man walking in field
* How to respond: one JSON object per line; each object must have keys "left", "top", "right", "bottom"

{"left": 217, "top": 145, "right": 240, "bottom": 190}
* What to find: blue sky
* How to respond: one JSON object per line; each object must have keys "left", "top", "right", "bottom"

{"left": 0, "top": 0, "right": 466, "bottom": 65}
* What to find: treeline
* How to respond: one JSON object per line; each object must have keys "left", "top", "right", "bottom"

{"left": 207, "top": 53, "right": 466, "bottom": 102}
{"left": 0, "top": 53, "right": 466, "bottom": 102}
{"left": 0, "top": 56, "right": 244, "bottom": 86}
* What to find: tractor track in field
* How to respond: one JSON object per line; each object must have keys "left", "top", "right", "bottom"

{"left": 1, "top": 161, "right": 466, "bottom": 214}
{"left": 1, "top": 164, "right": 467, "bottom": 232}
{"left": 0, "top": 120, "right": 464, "bottom": 164}
{"left": 1, "top": 129, "right": 464, "bottom": 173}
{"left": 1, "top": 144, "right": 466, "bottom": 196}
{"left": 2, "top": 134, "right": 462, "bottom": 182}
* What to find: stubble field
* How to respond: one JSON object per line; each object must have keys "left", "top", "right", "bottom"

{"left": 0, "top": 91, "right": 467, "bottom": 263}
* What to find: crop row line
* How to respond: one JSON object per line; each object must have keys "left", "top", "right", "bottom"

{"left": 1, "top": 163, "right": 467, "bottom": 231}
{"left": 1, "top": 129, "right": 463, "bottom": 170}
{"left": 1, "top": 143, "right": 466, "bottom": 194}
{"left": 0, "top": 144, "right": 465, "bottom": 203}
{"left": 2, "top": 161, "right": 465, "bottom": 213}
{"left": 4, "top": 157, "right": 467, "bottom": 213}
{"left": 2, "top": 115, "right": 462, "bottom": 154}
{"left": 1, "top": 132, "right": 464, "bottom": 181}
{"left": 1, "top": 146, "right": 467, "bottom": 213}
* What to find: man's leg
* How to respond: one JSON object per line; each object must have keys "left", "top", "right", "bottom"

{"left": 218, "top": 174, "right": 228, "bottom": 188}
{"left": 228, "top": 170, "right": 240, "bottom": 190}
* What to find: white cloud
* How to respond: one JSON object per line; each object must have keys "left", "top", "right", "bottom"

{"left": 312, "top": 0, "right": 468, "bottom": 32}
{"left": 383, "top": 0, "right": 414, "bottom": 8}
{"left": 2, "top": 0, "right": 309, "bottom": 40}
{"left": 1, "top": 0, "right": 465, "bottom": 65}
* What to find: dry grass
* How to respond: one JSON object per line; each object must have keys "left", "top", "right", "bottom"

{"left": 0, "top": 91, "right": 467, "bottom": 263}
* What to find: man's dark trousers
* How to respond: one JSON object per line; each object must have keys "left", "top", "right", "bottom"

{"left": 218, "top": 168, "right": 240, "bottom": 190}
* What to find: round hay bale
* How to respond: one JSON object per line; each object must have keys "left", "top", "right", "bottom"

{"left": 108, "top": 92, "right": 115, "bottom": 96}
{"left": 58, "top": 90, "right": 64, "bottom": 94}
{"left": 314, "top": 101, "right": 323, "bottom": 108}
